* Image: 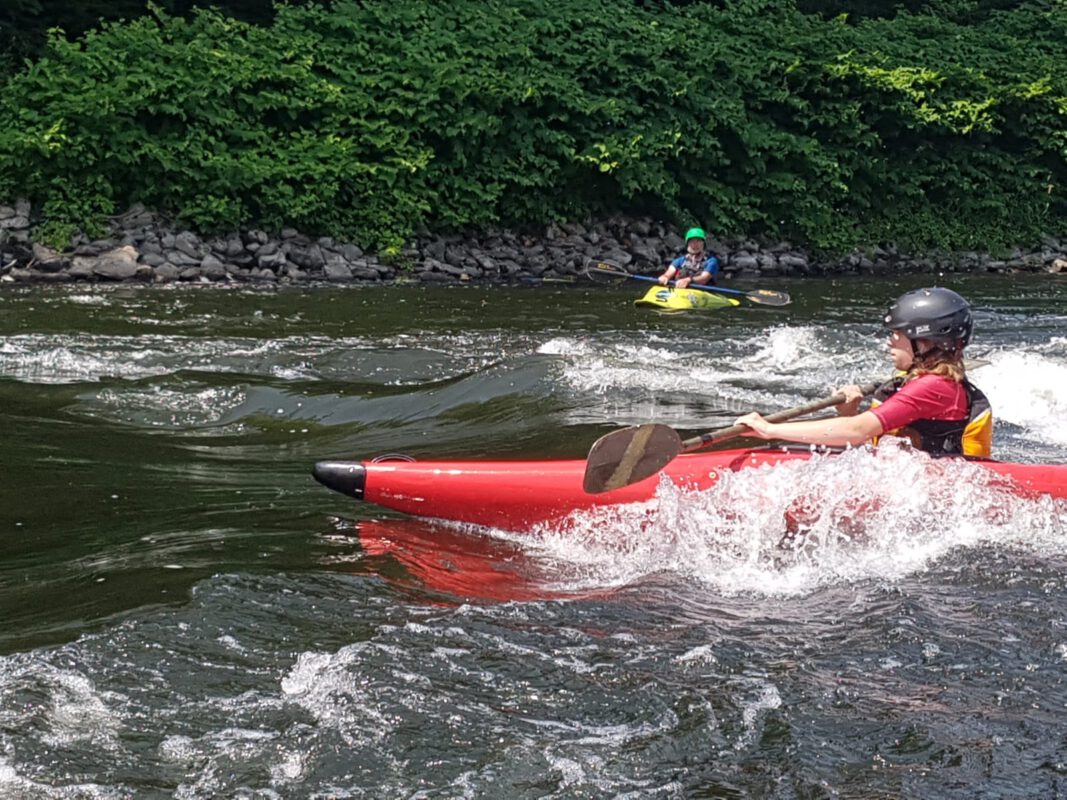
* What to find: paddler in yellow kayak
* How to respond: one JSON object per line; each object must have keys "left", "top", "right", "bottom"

{"left": 735, "top": 287, "right": 994, "bottom": 457}
{"left": 657, "top": 227, "right": 720, "bottom": 289}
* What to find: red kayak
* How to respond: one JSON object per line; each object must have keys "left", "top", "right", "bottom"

{"left": 313, "top": 447, "right": 1067, "bottom": 531}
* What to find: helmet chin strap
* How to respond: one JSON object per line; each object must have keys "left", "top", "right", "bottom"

{"left": 910, "top": 339, "right": 935, "bottom": 359}
{"left": 910, "top": 340, "right": 961, "bottom": 368}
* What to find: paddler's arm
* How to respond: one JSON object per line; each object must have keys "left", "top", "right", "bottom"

{"left": 691, "top": 256, "right": 719, "bottom": 286}
{"left": 687, "top": 269, "right": 713, "bottom": 286}
{"left": 734, "top": 409, "right": 884, "bottom": 447}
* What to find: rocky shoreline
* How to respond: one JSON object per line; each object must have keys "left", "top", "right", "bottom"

{"left": 2, "top": 200, "right": 1065, "bottom": 286}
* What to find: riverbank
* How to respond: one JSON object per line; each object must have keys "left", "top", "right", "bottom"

{"left": 2, "top": 200, "right": 1065, "bottom": 285}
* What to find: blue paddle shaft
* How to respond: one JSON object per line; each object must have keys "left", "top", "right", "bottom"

{"left": 630, "top": 273, "right": 747, "bottom": 299}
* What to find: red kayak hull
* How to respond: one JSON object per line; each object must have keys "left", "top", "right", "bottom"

{"left": 313, "top": 448, "right": 1067, "bottom": 531}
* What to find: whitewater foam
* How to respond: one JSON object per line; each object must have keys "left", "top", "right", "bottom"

{"left": 517, "top": 446, "right": 1067, "bottom": 598}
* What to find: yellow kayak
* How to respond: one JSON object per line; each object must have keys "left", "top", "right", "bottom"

{"left": 634, "top": 286, "right": 741, "bottom": 313}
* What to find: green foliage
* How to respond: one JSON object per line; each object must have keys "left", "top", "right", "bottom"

{"left": 0, "top": 0, "right": 1063, "bottom": 252}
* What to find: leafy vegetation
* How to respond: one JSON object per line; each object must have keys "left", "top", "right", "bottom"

{"left": 0, "top": 0, "right": 1063, "bottom": 252}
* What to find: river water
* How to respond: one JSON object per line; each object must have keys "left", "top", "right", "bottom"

{"left": 1, "top": 276, "right": 1065, "bottom": 797}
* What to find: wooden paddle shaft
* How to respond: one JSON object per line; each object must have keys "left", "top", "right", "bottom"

{"left": 682, "top": 380, "right": 883, "bottom": 452}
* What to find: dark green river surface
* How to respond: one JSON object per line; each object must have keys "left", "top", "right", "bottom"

{"left": 1, "top": 275, "right": 1066, "bottom": 798}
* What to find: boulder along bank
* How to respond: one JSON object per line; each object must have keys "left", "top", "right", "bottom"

{"left": 2, "top": 201, "right": 1065, "bottom": 286}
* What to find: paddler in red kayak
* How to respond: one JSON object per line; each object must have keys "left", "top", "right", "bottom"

{"left": 735, "top": 287, "right": 993, "bottom": 457}
{"left": 657, "top": 227, "right": 720, "bottom": 289}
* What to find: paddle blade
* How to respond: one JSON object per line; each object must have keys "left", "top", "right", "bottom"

{"left": 583, "top": 423, "right": 683, "bottom": 494}
{"left": 584, "top": 259, "right": 633, "bottom": 284}
{"left": 744, "top": 288, "right": 791, "bottom": 306}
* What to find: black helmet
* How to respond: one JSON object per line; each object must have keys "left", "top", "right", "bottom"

{"left": 883, "top": 287, "right": 973, "bottom": 352}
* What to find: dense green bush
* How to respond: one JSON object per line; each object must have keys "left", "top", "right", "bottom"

{"left": 0, "top": 0, "right": 1063, "bottom": 252}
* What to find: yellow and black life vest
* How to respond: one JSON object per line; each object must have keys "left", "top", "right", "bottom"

{"left": 871, "top": 375, "right": 993, "bottom": 458}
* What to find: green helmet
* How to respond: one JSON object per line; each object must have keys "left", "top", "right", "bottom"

{"left": 684, "top": 227, "right": 706, "bottom": 242}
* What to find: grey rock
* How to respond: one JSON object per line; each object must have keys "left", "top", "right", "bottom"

{"left": 779, "top": 254, "right": 809, "bottom": 269}
{"left": 602, "top": 249, "right": 632, "bottom": 267}
{"left": 256, "top": 241, "right": 279, "bottom": 258}
{"left": 179, "top": 267, "right": 201, "bottom": 281}
{"left": 155, "top": 263, "right": 181, "bottom": 282}
{"left": 729, "top": 255, "right": 759, "bottom": 270}
{"left": 175, "top": 231, "right": 204, "bottom": 259}
{"left": 0, "top": 205, "right": 14, "bottom": 220}
{"left": 323, "top": 259, "right": 353, "bottom": 281}
{"left": 352, "top": 267, "right": 382, "bottom": 280}
{"left": 258, "top": 251, "right": 288, "bottom": 271}
{"left": 68, "top": 259, "right": 95, "bottom": 279}
{"left": 444, "top": 246, "right": 467, "bottom": 268}
{"left": 140, "top": 252, "right": 167, "bottom": 267}
{"left": 628, "top": 241, "right": 659, "bottom": 265}
{"left": 281, "top": 228, "right": 300, "bottom": 239}
{"left": 141, "top": 241, "right": 163, "bottom": 255}
{"left": 473, "top": 252, "right": 497, "bottom": 272}
{"left": 161, "top": 234, "right": 176, "bottom": 249}
{"left": 525, "top": 255, "right": 549, "bottom": 276}
{"left": 418, "top": 270, "right": 453, "bottom": 283}
{"left": 9, "top": 267, "right": 34, "bottom": 282}
{"left": 304, "top": 244, "right": 327, "bottom": 270}
{"left": 31, "top": 243, "right": 70, "bottom": 272}
{"left": 425, "top": 258, "right": 463, "bottom": 276}
{"left": 225, "top": 237, "right": 245, "bottom": 258}
{"left": 200, "top": 254, "right": 227, "bottom": 279}
{"left": 663, "top": 232, "right": 684, "bottom": 250}
{"left": 244, "top": 230, "right": 269, "bottom": 245}
{"left": 0, "top": 215, "right": 31, "bottom": 230}
{"left": 16, "top": 199, "right": 31, "bottom": 217}
{"left": 35, "top": 269, "right": 73, "bottom": 283}
{"left": 340, "top": 243, "right": 363, "bottom": 261}
{"left": 89, "top": 245, "right": 140, "bottom": 280}
{"left": 423, "top": 239, "right": 447, "bottom": 261}
{"left": 166, "top": 250, "right": 201, "bottom": 268}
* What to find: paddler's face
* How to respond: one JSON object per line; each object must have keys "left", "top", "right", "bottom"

{"left": 887, "top": 330, "right": 914, "bottom": 370}
{"left": 687, "top": 239, "right": 704, "bottom": 254}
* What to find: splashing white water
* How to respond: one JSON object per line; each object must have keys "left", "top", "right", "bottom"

{"left": 519, "top": 446, "right": 1066, "bottom": 597}
{"left": 980, "top": 345, "right": 1067, "bottom": 446}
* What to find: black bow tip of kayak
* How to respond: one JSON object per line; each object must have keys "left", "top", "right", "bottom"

{"left": 312, "top": 461, "right": 366, "bottom": 500}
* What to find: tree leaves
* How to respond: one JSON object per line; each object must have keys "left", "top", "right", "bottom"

{"left": 0, "top": 0, "right": 1062, "bottom": 251}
